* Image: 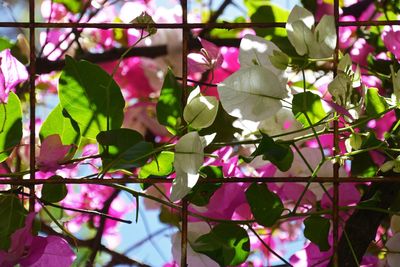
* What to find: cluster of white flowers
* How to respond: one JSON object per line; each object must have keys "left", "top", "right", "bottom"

{"left": 170, "top": 5, "right": 337, "bottom": 201}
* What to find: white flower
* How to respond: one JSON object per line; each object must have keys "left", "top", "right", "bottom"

{"left": 286, "top": 5, "right": 336, "bottom": 58}
{"left": 172, "top": 222, "right": 218, "bottom": 267}
{"left": 386, "top": 233, "right": 400, "bottom": 267}
{"left": 239, "top": 34, "right": 286, "bottom": 81}
{"left": 391, "top": 66, "right": 400, "bottom": 103}
{"left": 218, "top": 34, "right": 289, "bottom": 122}
{"left": 218, "top": 66, "right": 288, "bottom": 122}
{"left": 183, "top": 87, "right": 219, "bottom": 129}
{"left": 170, "top": 132, "right": 215, "bottom": 201}
{"left": 258, "top": 108, "right": 302, "bottom": 141}
{"left": 380, "top": 156, "right": 400, "bottom": 173}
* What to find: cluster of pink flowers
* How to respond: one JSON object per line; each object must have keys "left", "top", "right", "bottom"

{"left": 1, "top": 0, "right": 399, "bottom": 266}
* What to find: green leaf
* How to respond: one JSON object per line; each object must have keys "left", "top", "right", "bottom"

{"left": 303, "top": 215, "right": 331, "bottom": 251}
{"left": 40, "top": 104, "right": 81, "bottom": 146}
{"left": 59, "top": 56, "right": 125, "bottom": 139}
{"left": 41, "top": 175, "right": 68, "bottom": 203}
{"left": 156, "top": 69, "right": 182, "bottom": 134}
{"left": 351, "top": 153, "right": 378, "bottom": 177}
{"left": 351, "top": 131, "right": 383, "bottom": 177}
{"left": 71, "top": 247, "right": 92, "bottom": 267}
{"left": 292, "top": 92, "right": 327, "bottom": 127}
{"left": 39, "top": 205, "right": 64, "bottom": 223}
{"left": 0, "top": 194, "right": 27, "bottom": 250}
{"left": 0, "top": 92, "right": 23, "bottom": 163}
{"left": 199, "top": 105, "right": 241, "bottom": 148}
{"left": 251, "top": 133, "right": 293, "bottom": 172}
{"left": 0, "top": 37, "right": 14, "bottom": 52}
{"left": 97, "top": 128, "right": 153, "bottom": 171}
{"left": 131, "top": 12, "right": 157, "bottom": 35}
{"left": 186, "top": 166, "right": 223, "bottom": 206}
{"left": 54, "top": 0, "right": 82, "bottom": 13}
{"left": 244, "top": 1, "right": 288, "bottom": 21}
{"left": 159, "top": 206, "right": 180, "bottom": 227}
{"left": 192, "top": 223, "right": 250, "bottom": 266}
{"left": 245, "top": 183, "right": 283, "bottom": 227}
{"left": 301, "top": 0, "right": 317, "bottom": 14}
{"left": 250, "top": 4, "right": 289, "bottom": 38}
{"left": 139, "top": 151, "right": 174, "bottom": 178}
{"left": 358, "top": 191, "right": 382, "bottom": 208}
{"left": 365, "top": 87, "right": 388, "bottom": 116}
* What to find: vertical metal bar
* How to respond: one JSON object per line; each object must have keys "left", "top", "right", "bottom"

{"left": 332, "top": 0, "right": 340, "bottom": 266}
{"left": 29, "top": 0, "right": 36, "bottom": 212}
{"left": 181, "top": 0, "right": 189, "bottom": 266}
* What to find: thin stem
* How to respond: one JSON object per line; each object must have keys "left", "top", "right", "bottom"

{"left": 343, "top": 229, "right": 360, "bottom": 266}
{"left": 248, "top": 225, "right": 293, "bottom": 266}
{"left": 301, "top": 69, "right": 325, "bottom": 160}
{"left": 291, "top": 159, "right": 326, "bottom": 214}
{"left": 292, "top": 143, "right": 333, "bottom": 202}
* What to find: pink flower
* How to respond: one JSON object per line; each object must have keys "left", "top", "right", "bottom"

{"left": 338, "top": 16, "right": 357, "bottom": 49}
{"left": 0, "top": 49, "right": 28, "bottom": 103}
{"left": 382, "top": 27, "right": 400, "bottom": 61}
{"left": 204, "top": 146, "right": 241, "bottom": 177}
{"left": 101, "top": 57, "right": 156, "bottom": 100}
{"left": 0, "top": 213, "right": 75, "bottom": 267}
{"left": 39, "top": 29, "right": 74, "bottom": 61}
{"left": 367, "top": 110, "right": 397, "bottom": 140}
{"left": 188, "top": 38, "right": 223, "bottom": 74}
{"left": 123, "top": 102, "right": 169, "bottom": 137}
{"left": 190, "top": 183, "right": 251, "bottom": 221}
{"left": 41, "top": 0, "right": 68, "bottom": 21}
{"left": 200, "top": 46, "right": 240, "bottom": 97}
{"left": 315, "top": 0, "right": 333, "bottom": 20}
{"left": 350, "top": 38, "right": 374, "bottom": 67}
{"left": 37, "top": 134, "right": 74, "bottom": 171}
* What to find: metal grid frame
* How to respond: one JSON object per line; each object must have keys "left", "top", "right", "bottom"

{"left": 0, "top": 0, "right": 398, "bottom": 266}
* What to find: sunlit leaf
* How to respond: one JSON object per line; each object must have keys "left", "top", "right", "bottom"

{"left": 139, "top": 151, "right": 175, "bottom": 178}
{"left": 0, "top": 92, "right": 22, "bottom": 163}
{"left": 59, "top": 56, "right": 125, "bottom": 139}
{"left": 156, "top": 69, "right": 182, "bottom": 134}
{"left": 292, "top": 92, "right": 327, "bottom": 127}
{"left": 40, "top": 104, "right": 81, "bottom": 146}
{"left": 0, "top": 37, "right": 14, "bottom": 52}
{"left": 249, "top": 4, "right": 289, "bottom": 37}
{"left": 365, "top": 87, "right": 388, "bottom": 116}
{"left": 54, "top": 0, "right": 82, "bottom": 13}
{"left": 192, "top": 223, "right": 250, "bottom": 266}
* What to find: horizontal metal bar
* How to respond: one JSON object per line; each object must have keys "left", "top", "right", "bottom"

{"left": 0, "top": 22, "right": 284, "bottom": 29}
{"left": 0, "top": 20, "right": 399, "bottom": 29}
{"left": 0, "top": 176, "right": 399, "bottom": 185}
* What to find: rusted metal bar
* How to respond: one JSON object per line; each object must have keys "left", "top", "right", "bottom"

{"left": 1, "top": 176, "right": 400, "bottom": 185}
{"left": 332, "top": 0, "right": 340, "bottom": 266}
{"left": 181, "top": 0, "right": 189, "bottom": 265}
{"left": 1, "top": 20, "right": 399, "bottom": 29}
{"left": 28, "top": 0, "right": 36, "bottom": 212}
